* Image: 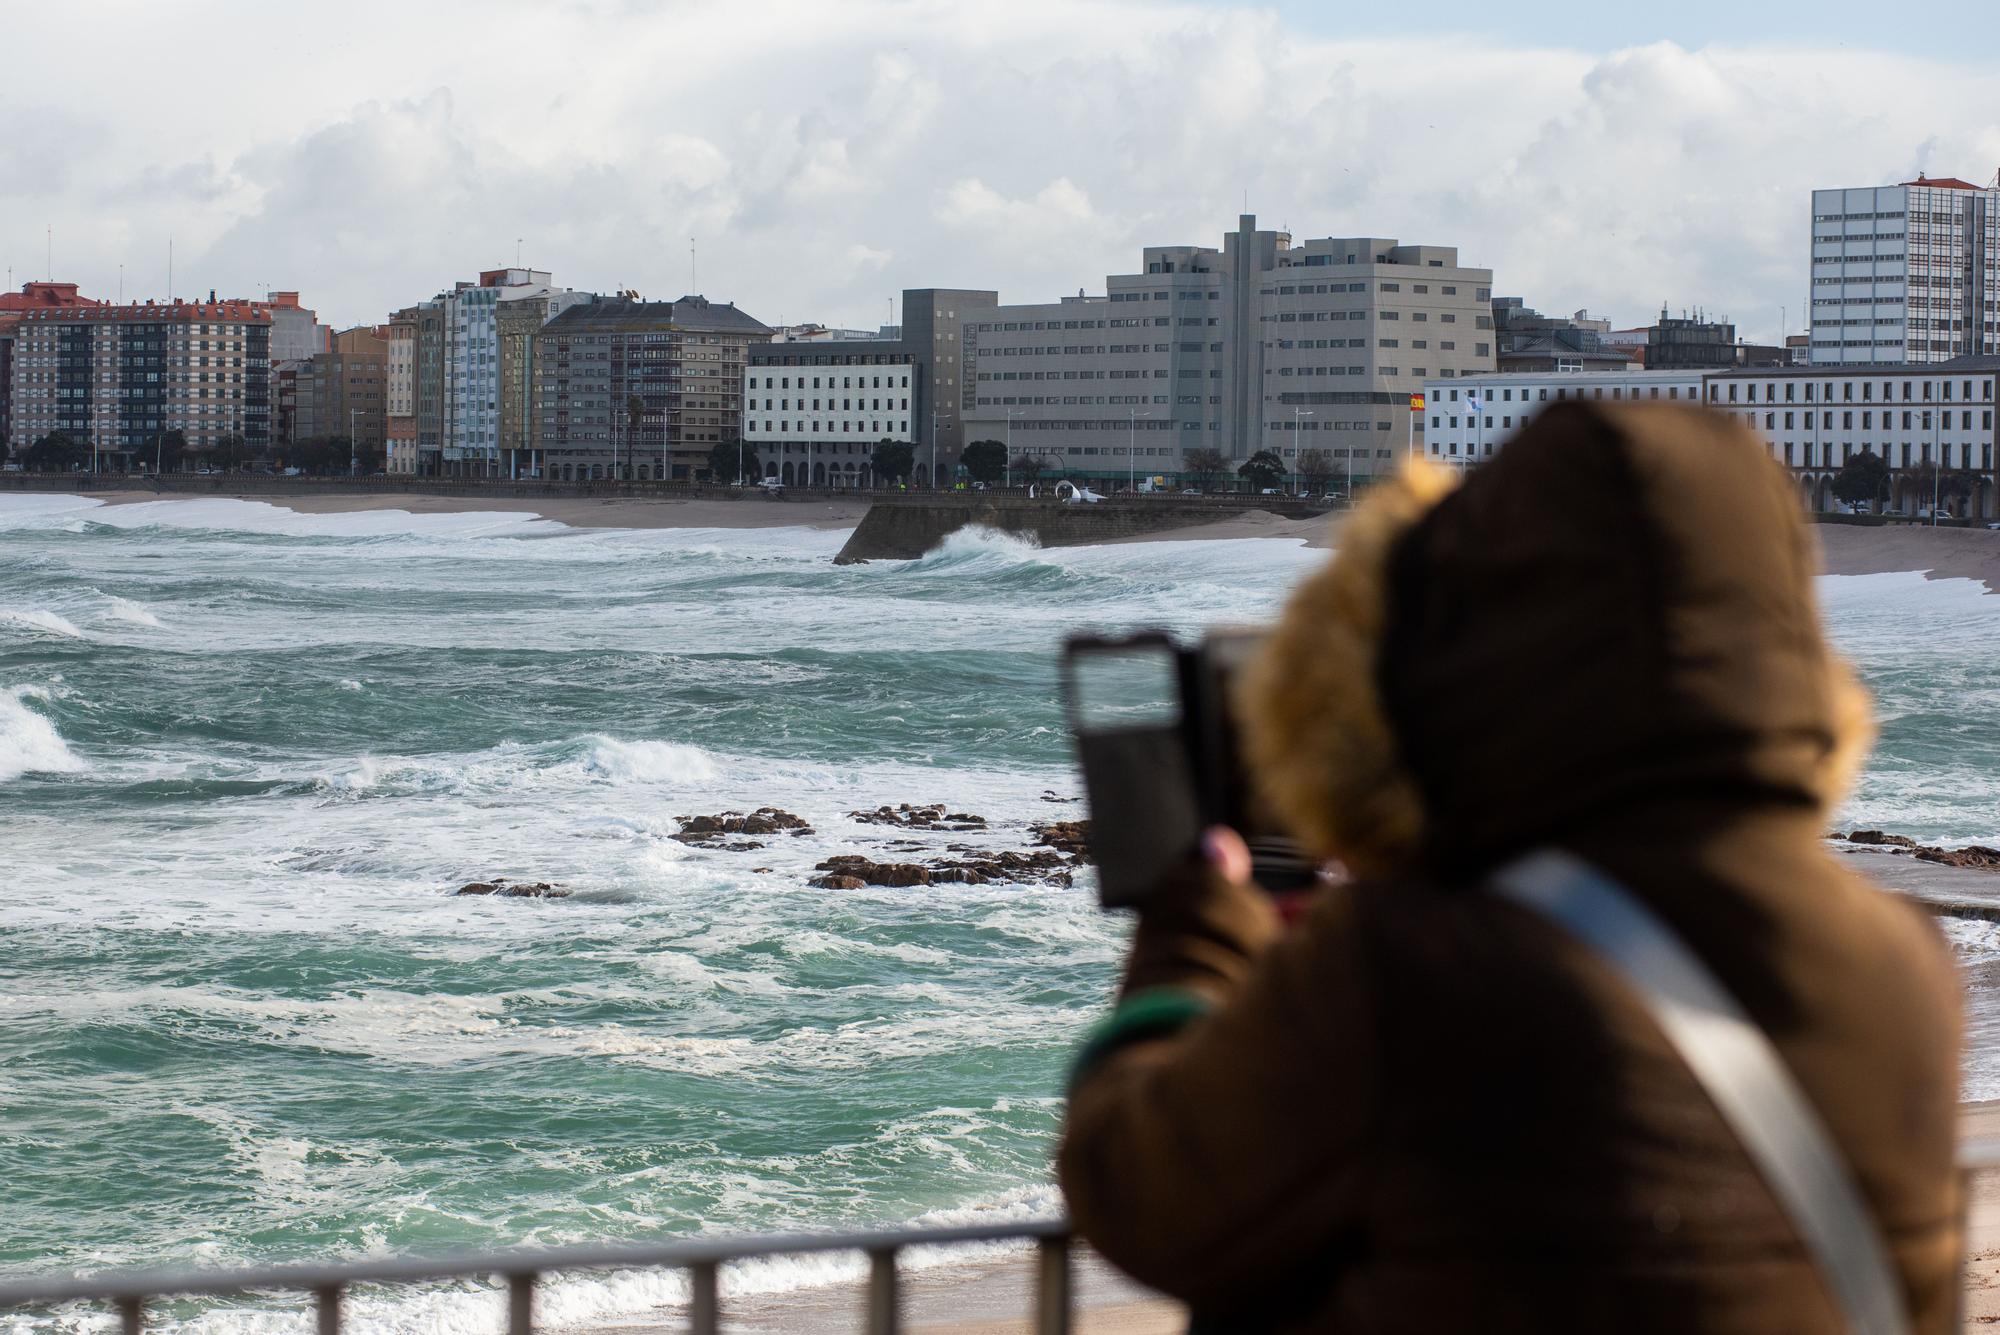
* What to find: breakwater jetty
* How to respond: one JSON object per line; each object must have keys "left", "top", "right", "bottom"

{"left": 832, "top": 495, "right": 1329, "bottom": 563}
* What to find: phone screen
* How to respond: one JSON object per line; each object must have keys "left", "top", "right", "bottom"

{"left": 1062, "top": 636, "right": 1204, "bottom": 908}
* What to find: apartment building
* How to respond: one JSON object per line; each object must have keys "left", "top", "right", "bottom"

{"left": 1809, "top": 174, "right": 2000, "bottom": 365}
{"left": 495, "top": 289, "right": 590, "bottom": 478}
{"left": 262, "top": 291, "right": 329, "bottom": 364}
{"left": 292, "top": 327, "right": 388, "bottom": 458}
{"left": 6, "top": 297, "right": 271, "bottom": 461}
{"left": 1421, "top": 359, "right": 2000, "bottom": 519}
{"left": 534, "top": 295, "right": 771, "bottom": 481}
{"left": 961, "top": 215, "right": 1494, "bottom": 484}
{"left": 744, "top": 339, "right": 918, "bottom": 486}
{"left": 384, "top": 309, "right": 417, "bottom": 474}
{"left": 0, "top": 282, "right": 106, "bottom": 452}
{"left": 409, "top": 269, "right": 582, "bottom": 476}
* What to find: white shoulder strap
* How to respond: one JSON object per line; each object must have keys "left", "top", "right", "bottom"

{"left": 1491, "top": 849, "right": 1909, "bottom": 1335}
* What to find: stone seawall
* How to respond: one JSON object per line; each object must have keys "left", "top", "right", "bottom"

{"left": 832, "top": 497, "right": 1327, "bottom": 564}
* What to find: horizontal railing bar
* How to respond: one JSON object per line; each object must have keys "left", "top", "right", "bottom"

{"left": 0, "top": 1219, "right": 1068, "bottom": 1310}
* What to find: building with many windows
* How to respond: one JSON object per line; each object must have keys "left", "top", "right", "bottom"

{"left": 961, "top": 215, "right": 1494, "bottom": 484}
{"left": 1707, "top": 358, "right": 1999, "bottom": 516}
{"left": 292, "top": 327, "right": 388, "bottom": 460}
{"left": 533, "top": 295, "right": 771, "bottom": 481}
{"left": 1809, "top": 174, "right": 2000, "bottom": 365}
{"left": 1421, "top": 359, "right": 2000, "bottom": 519}
{"left": 743, "top": 340, "right": 917, "bottom": 487}
{"left": 384, "top": 308, "right": 418, "bottom": 474}
{"left": 0, "top": 282, "right": 105, "bottom": 455}
{"left": 6, "top": 297, "right": 271, "bottom": 463}
{"left": 408, "top": 269, "right": 584, "bottom": 476}
{"left": 1421, "top": 369, "right": 1705, "bottom": 465}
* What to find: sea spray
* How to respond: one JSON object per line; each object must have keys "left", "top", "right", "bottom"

{"left": 0, "top": 685, "right": 85, "bottom": 781}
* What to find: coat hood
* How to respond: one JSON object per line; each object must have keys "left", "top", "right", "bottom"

{"left": 1240, "top": 401, "right": 1871, "bottom": 878}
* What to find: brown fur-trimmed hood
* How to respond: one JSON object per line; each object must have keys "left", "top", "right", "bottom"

{"left": 1240, "top": 401, "right": 1871, "bottom": 878}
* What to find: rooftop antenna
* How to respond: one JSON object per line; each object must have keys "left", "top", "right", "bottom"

{"left": 46, "top": 223, "right": 52, "bottom": 281}
{"left": 167, "top": 236, "right": 174, "bottom": 303}
{"left": 118, "top": 264, "right": 124, "bottom": 303}
{"left": 516, "top": 237, "right": 522, "bottom": 266}
{"left": 690, "top": 237, "right": 697, "bottom": 295}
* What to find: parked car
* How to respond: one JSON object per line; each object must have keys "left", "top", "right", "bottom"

{"left": 1181, "top": 487, "right": 1202, "bottom": 495}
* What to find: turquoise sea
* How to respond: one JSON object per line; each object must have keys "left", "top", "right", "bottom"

{"left": 3, "top": 492, "right": 1998, "bottom": 1332}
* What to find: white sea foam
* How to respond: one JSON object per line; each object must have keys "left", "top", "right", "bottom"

{"left": 0, "top": 685, "right": 85, "bottom": 781}
{"left": 0, "top": 608, "right": 88, "bottom": 638}
{"left": 104, "top": 596, "right": 164, "bottom": 628}
{"left": 585, "top": 736, "right": 719, "bottom": 785}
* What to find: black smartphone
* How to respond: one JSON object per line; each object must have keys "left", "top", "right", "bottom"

{"left": 1061, "top": 630, "right": 1314, "bottom": 908}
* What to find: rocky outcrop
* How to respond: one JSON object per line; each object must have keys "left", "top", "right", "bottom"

{"left": 1032, "top": 820, "right": 1092, "bottom": 860}
{"left": 850, "top": 803, "right": 988, "bottom": 831}
{"left": 455, "top": 879, "right": 571, "bottom": 898}
{"left": 1835, "top": 830, "right": 2000, "bottom": 872}
{"left": 674, "top": 808, "right": 813, "bottom": 848}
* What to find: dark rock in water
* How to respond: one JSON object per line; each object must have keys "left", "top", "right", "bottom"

{"left": 809, "top": 874, "right": 869, "bottom": 890}
{"left": 455, "top": 879, "right": 571, "bottom": 898}
{"left": 933, "top": 849, "right": 1074, "bottom": 888}
{"left": 674, "top": 808, "right": 813, "bottom": 846}
{"left": 1845, "top": 830, "right": 1917, "bottom": 848}
{"left": 1032, "top": 820, "right": 1092, "bottom": 861}
{"left": 1914, "top": 845, "right": 2000, "bottom": 870}
{"left": 1835, "top": 829, "right": 2000, "bottom": 873}
{"left": 814, "top": 854, "right": 934, "bottom": 887}
{"left": 1040, "top": 790, "right": 1078, "bottom": 804}
{"left": 849, "top": 803, "right": 988, "bottom": 832}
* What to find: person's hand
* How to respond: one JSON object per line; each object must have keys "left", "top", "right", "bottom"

{"left": 1200, "top": 826, "right": 1252, "bottom": 885}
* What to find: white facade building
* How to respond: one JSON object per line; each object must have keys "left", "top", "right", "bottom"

{"left": 1421, "top": 370, "right": 1703, "bottom": 464}
{"left": 1809, "top": 175, "right": 2000, "bottom": 365}
{"left": 1420, "top": 360, "right": 2000, "bottom": 520}
{"left": 744, "top": 341, "right": 915, "bottom": 487}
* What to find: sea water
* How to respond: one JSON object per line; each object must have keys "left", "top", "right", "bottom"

{"left": 2, "top": 493, "right": 1997, "bottom": 1332}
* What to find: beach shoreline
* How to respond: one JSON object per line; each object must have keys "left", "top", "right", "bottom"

{"left": 35, "top": 489, "right": 2000, "bottom": 582}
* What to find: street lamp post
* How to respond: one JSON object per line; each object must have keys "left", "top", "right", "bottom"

{"left": 350, "top": 408, "right": 359, "bottom": 477}
{"left": 1007, "top": 408, "right": 1025, "bottom": 488}
{"left": 1127, "top": 410, "right": 1152, "bottom": 492}
{"left": 1933, "top": 390, "right": 1942, "bottom": 526}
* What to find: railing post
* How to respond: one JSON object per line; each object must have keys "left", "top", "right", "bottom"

{"left": 865, "top": 1247, "right": 900, "bottom": 1335}
{"left": 1035, "top": 1235, "right": 1072, "bottom": 1335}
{"left": 313, "top": 1284, "right": 341, "bottom": 1335}
{"left": 507, "top": 1272, "right": 535, "bottom": 1335}
{"left": 687, "top": 1261, "right": 719, "bottom": 1335}
{"left": 115, "top": 1296, "right": 143, "bottom": 1335}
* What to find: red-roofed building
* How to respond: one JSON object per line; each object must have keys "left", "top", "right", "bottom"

{"left": 1810, "top": 173, "right": 2000, "bottom": 364}
{"left": 0, "top": 283, "right": 106, "bottom": 462}
{"left": 6, "top": 298, "right": 271, "bottom": 466}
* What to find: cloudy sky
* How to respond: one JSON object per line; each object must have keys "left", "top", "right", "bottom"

{"left": 5, "top": 0, "right": 1998, "bottom": 341}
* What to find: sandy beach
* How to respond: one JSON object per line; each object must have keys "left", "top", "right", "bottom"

{"left": 58, "top": 490, "right": 2000, "bottom": 585}
{"left": 80, "top": 489, "right": 874, "bottom": 532}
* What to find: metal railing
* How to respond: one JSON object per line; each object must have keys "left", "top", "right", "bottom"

{"left": 10, "top": 1143, "right": 2000, "bottom": 1333}
{"left": 0, "top": 1218, "right": 1074, "bottom": 1335}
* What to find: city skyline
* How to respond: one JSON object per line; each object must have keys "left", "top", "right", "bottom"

{"left": 5, "top": 1, "right": 1999, "bottom": 339}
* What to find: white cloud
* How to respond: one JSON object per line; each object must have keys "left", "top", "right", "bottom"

{"left": 2, "top": 2, "right": 1997, "bottom": 342}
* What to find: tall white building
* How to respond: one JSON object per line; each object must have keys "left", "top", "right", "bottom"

{"left": 1809, "top": 174, "right": 2000, "bottom": 365}
{"left": 417, "top": 269, "right": 586, "bottom": 474}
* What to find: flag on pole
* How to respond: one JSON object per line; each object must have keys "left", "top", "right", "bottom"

{"left": 1467, "top": 394, "right": 1484, "bottom": 413}
{"left": 1408, "top": 393, "right": 1425, "bottom": 412}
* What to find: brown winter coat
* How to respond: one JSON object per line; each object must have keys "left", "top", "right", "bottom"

{"left": 1059, "top": 402, "right": 1963, "bottom": 1331}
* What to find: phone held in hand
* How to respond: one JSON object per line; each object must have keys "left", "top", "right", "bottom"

{"left": 1060, "top": 629, "right": 1316, "bottom": 908}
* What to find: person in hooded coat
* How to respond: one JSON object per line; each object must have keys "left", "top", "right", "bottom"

{"left": 1058, "top": 401, "right": 1963, "bottom": 1332}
